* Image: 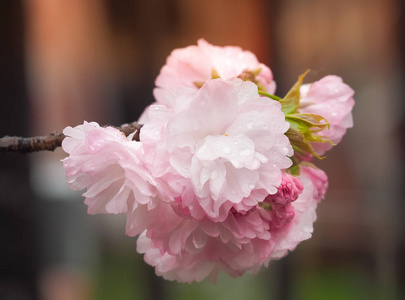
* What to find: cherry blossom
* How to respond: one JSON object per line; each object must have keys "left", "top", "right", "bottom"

{"left": 140, "top": 78, "right": 293, "bottom": 222}
{"left": 155, "top": 39, "right": 276, "bottom": 93}
{"left": 298, "top": 75, "right": 355, "bottom": 155}
{"left": 300, "top": 164, "right": 328, "bottom": 203}
{"left": 62, "top": 122, "right": 158, "bottom": 235}
{"left": 60, "top": 41, "right": 356, "bottom": 283}
{"left": 136, "top": 173, "right": 316, "bottom": 283}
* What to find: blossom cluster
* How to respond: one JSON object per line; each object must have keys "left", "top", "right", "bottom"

{"left": 62, "top": 39, "right": 354, "bottom": 283}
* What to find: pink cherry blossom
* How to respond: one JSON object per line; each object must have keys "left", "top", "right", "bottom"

{"left": 262, "top": 172, "right": 304, "bottom": 228}
{"left": 135, "top": 198, "right": 275, "bottom": 283}
{"left": 266, "top": 175, "right": 318, "bottom": 260}
{"left": 135, "top": 173, "right": 317, "bottom": 283}
{"left": 298, "top": 75, "right": 355, "bottom": 155}
{"left": 155, "top": 39, "right": 276, "bottom": 93}
{"left": 62, "top": 122, "right": 158, "bottom": 235}
{"left": 59, "top": 39, "right": 354, "bottom": 283}
{"left": 140, "top": 78, "right": 293, "bottom": 222}
{"left": 300, "top": 165, "right": 328, "bottom": 203}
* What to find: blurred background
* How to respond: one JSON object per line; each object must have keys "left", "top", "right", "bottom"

{"left": 0, "top": 0, "right": 404, "bottom": 299}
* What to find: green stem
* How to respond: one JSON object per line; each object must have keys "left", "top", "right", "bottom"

{"left": 258, "top": 91, "right": 281, "bottom": 101}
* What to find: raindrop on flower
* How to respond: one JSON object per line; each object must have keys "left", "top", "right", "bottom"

{"left": 247, "top": 121, "right": 255, "bottom": 129}
{"left": 238, "top": 149, "right": 253, "bottom": 156}
{"left": 222, "top": 146, "right": 232, "bottom": 154}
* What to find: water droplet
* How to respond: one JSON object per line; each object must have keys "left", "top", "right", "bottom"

{"left": 248, "top": 183, "right": 255, "bottom": 189}
{"left": 238, "top": 149, "right": 253, "bottom": 156}
{"left": 255, "top": 153, "right": 268, "bottom": 163}
{"left": 247, "top": 121, "right": 255, "bottom": 129}
{"left": 252, "top": 160, "right": 260, "bottom": 169}
{"left": 231, "top": 160, "right": 242, "bottom": 168}
{"left": 222, "top": 146, "right": 232, "bottom": 154}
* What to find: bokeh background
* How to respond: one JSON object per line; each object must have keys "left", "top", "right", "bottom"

{"left": 1, "top": 0, "right": 404, "bottom": 299}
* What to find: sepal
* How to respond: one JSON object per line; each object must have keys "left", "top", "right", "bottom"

{"left": 285, "top": 113, "right": 334, "bottom": 159}
{"left": 285, "top": 126, "right": 323, "bottom": 159}
{"left": 280, "top": 70, "right": 309, "bottom": 114}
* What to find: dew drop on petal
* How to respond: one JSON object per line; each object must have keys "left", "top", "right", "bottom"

{"left": 238, "top": 149, "right": 253, "bottom": 156}
{"left": 255, "top": 153, "right": 268, "bottom": 163}
{"left": 222, "top": 146, "right": 232, "bottom": 154}
{"left": 248, "top": 183, "right": 255, "bottom": 189}
{"left": 231, "top": 160, "right": 242, "bottom": 168}
{"left": 247, "top": 121, "right": 255, "bottom": 129}
{"left": 251, "top": 160, "right": 260, "bottom": 169}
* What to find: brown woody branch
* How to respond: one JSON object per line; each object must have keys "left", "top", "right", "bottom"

{"left": 0, "top": 122, "right": 141, "bottom": 154}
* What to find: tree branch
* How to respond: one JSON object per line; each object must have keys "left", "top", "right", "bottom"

{"left": 0, "top": 122, "right": 141, "bottom": 154}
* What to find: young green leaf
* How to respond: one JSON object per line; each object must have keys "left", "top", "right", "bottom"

{"left": 286, "top": 113, "right": 330, "bottom": 133}
{"left": 280, "top": 70, "right": 310, "bottom": 114}
{"left": 285, "top": 126, "right": 324, "bottom": 159}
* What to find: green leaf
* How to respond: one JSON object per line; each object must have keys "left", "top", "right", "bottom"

{"left": 286, "top": 113, "right": 334, "bottom": 145}
{"left": 286, "top": 113, "right": 330, "bottom": 133}
{"left": 280, "top": 70, "right": 310, "bottom": 114}
{"left": 285, "top": 126, "right": 324, "bottom": 159}
{"left": 287, "top": 157, "right": 301, "bottom": 176}
{"left": 288, "top": 165, "right": 300, "bottom": 176}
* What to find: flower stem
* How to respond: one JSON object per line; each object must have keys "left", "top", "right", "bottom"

{"left": 258, "top": 91, "right": 281, "bottom": 101}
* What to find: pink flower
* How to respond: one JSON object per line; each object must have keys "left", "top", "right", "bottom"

{"left": 140, "top": 78, "right": 293, "bottom": 221}
{"left": 262, "top": 173, "right": 304, "bottom": 228}
{"left": 59, "top": 38, "right": 352, "bottom": 284}
{"left": 62, "top": 122, "right": 157, "bottom": 234}
{"left": 266, "top": 176, "right": 318, "bottom": 260}
{"left": 135, "top": 201, "right": 273, "bottom": 283}
{"left": 300, "top": 165, "right": 328, "bottom": 203}
{"left": 155, "top": 39, "right": 276, "bottom": 93}
{"left": 298, "top": 75, "right": 355, "bottom": 155}
{"left": 135, "top": 173, "right": 316, "bottom": 283}
{"left": 62, "top": 121, "right": 317, "bottom": 283}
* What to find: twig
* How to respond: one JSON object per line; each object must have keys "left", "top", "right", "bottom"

{"left": 0, "top": 122, "right": 141, "bottom": 154}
